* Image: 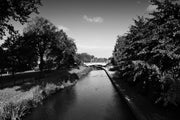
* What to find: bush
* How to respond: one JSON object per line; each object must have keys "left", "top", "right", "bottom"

{"left": 155, "top": 73, "right": 178, "bottom": 106}
{"left": 118, "top": 60, "right": 180, "bottom": 107}
{"left": 44, "top": 83, "right": 58, "bottom": 96}
{"left": 32, "top": 86, "right": 44, "bottom": 105}
{"left": 119, "top": 61, "right": 160, "bottom": 95}
{"left": 118, "top": 60, "right": 178, "bottom": 106}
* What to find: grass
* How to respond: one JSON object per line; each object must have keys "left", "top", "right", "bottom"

{"left": 0, "top": 66, "right": 92, "bottom": 120}
{"left": 0, "top": 83, "right": 61, "bottom": 120}
{"left": 0, "top": 86, "right": 43, "bottom": 120}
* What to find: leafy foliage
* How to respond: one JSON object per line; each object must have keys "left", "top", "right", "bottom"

{"left": 47, "top": 31, "right": 77, "bottom": 68}
{"left": 76, "top": 53, "right": 94, "bottom": 63}
{"left": 76, "top": 53, "right": 108, "bottom": 63}
{"left": 113, "top": 0, "right": 180, "bottom": 107}
{"left": 0, "top": 0, "right": 42, "bottom": 39}
{"left": 2, "top": 34, "right": 38, "bottom": 74}
{"left": 23, "top": 17, "right": 57, "bottom": 71}
{"left": 1, "top": 16, "right": 79, "bottom": 75}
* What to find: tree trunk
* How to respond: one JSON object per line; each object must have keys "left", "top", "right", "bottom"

{"left": 39, "top": 54, "right": 44, "bottom": 72}
{"left": 12, "top": 61, "right": 15, "bottom": 85}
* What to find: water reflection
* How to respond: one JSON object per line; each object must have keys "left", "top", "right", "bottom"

{"left": 25, "top": 70, "right": 134, "bottom": 120}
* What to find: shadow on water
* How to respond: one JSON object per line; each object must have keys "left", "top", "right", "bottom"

{"left": 24, "top": 70, "right": 135, "bottom": 120}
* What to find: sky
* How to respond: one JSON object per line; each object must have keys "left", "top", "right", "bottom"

{"left": 2, "top": 0, "right": 156, "bottom": 58}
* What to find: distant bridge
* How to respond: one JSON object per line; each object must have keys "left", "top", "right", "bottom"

{"left": 84, "top": 62, "right": 107, "bottom": 66}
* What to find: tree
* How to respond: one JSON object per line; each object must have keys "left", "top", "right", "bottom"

{"left": 61, "top": 37, "right": 77, "bottom": 67}
{"left": 112, "top": 0, "right": 180, "bottom": 106}
{"left": 0, "top": 0, "right": 42, "bottom": 39}
{"left": 147, "top": 0, "right": 180, "bottom": 72}
{"left": 23, "top": 17, "right": 57, "bottom": 72}
{"left": 2, "top": 34, "right": 21, "bottom": 76}
{"left": 47, "top": 31, "right": 77, "bottom": 68}
{"left": 2, "top": 33, "right": 39, "bottom": 75}
{"left": 46, "top": 30, "right": 67, "bottom": 69}
{"left": 76, "top": 53, "right": 94, "bottom": 63}
{"left": 113, "top": 36, "right": 127, "bottom": 64}
{"left": 113, "top": 0, "right": 180, "bottom": 72}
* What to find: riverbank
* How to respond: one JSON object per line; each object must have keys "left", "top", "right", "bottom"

{"left": 103, "top": 68, "right": 145, "bottom": 120}
{"left": 24, "top": 69, "right": 134, "bottom": 120}
{"left": 0, "top": 66, "right": 92, "bottom": 120}
{"left": 105, "top": 68, "right": 180, "bottom": 120}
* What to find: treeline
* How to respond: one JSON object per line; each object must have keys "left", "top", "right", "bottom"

{"left": 76, "top": 53, "right": 94, "bottom": 63}
{"left": 0, "top": 0, "right": 78, "bottom": 76}
{"left": 76, "top": 53, "right": 108, "bottom": 63}
{"left": 113, "top": 0, "right": 180, "bottom": 107}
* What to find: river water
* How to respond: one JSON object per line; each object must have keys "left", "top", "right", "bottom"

{"left": 24, "top": 70, "right": 135, "bottom": 120}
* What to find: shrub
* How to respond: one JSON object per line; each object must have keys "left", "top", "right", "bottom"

{"left": 32, "top": 86, "right": 44, "bottom": 106}
{"left": 44, "top": 83, "right": 57, "bottom": 96}
{"left": 155, "top": 73, "right": 178, "bottom": 106}
{"left": 117, "top": 60, "right": 179, "bottom": 107}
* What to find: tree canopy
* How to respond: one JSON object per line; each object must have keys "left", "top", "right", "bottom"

{"left": 76, "top": 53, "right": 94, "bottom": 63}
{"left": 23, "top": 17, "right": 58, "bottom": 71}
{"left": 0, "top": 0, "right": 41, "bottom": 39}
{"left": 113, "top": 0, "right": 180, "bottom": 106}
{"left": 114, "top": 0, "right": 180, "bottom": 72}
{"left": 1, "top": 16, "right": 78, "bottom": 74}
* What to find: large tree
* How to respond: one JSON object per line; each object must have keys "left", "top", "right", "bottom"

{"left": 2, "top": 33, "right": 39, "bottom": 75}
{"left": 61, "top": 37, "right": 77, "bottom": 67}
{"left": 2, "top": 34, "right": 21, "bottom": 76}
{"left": 23, "top": 17, "right": 57, "bottom": 72}
{"left": 47, "top": 30, "right": 77, "bottom": 68}
{"left": 0, "top": 0, "right": 42, "bottom": 39}
{"left": 114, "top": 0, "right": 180, "bottom": 71}
{"left": 112, "top": 0, "right": 180, "bottom": 106}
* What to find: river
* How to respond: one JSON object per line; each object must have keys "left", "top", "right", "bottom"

{"left": 24, "top": 70, "right": 135, "bottom": 120}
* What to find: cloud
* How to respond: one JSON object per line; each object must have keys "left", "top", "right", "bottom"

{"left": 83, "top": 15, "right": 104, "bottom": 23}
{"left": 147, "top": 5, "right": 157, "bottom": 12}
{"left": 57, "top": 25, "right": 69, "bottom": 31}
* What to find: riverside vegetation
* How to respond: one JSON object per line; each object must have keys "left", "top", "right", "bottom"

{"left": 0, "top": 0, "right": 92, "bottom": 119}
{"left": 112, "top": 0, "right": 180, "bottom": 107}
{"left": 0, "top": 67, "right": 92, "bottom": 120}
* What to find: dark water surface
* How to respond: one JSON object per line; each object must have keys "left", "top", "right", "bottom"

{"left": 24, "top": 70, "right": 135, "bottom": 120}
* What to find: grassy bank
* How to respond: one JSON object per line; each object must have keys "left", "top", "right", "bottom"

{"left": 0, "top": 66, "right": 92, "bottom": 120}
